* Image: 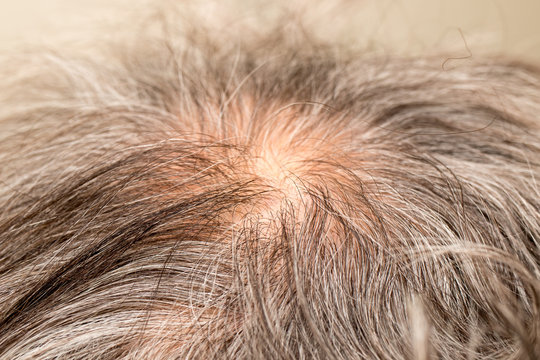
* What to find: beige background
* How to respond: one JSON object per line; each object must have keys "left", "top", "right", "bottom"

{"left": 1, "top": 0, "right": 540, "bottom": 61}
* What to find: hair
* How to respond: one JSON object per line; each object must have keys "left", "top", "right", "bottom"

{"left": 0, "top": 4, "right": 540, "bottom": 359}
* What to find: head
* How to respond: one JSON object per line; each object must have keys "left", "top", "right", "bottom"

{"left": 0, "top": 5, "right": 540, "bottom": 360}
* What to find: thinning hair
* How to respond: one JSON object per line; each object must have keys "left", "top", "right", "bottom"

{"left": 0, "top": 7, "right": 540, "bottom": 360}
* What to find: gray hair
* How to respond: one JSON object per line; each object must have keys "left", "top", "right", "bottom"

{"left": 0, "top": 7, "right": 540, "bottom": 360}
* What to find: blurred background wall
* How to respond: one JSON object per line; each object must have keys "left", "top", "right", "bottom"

{"left": 1, "top": 0, "right": 540, "bottom": 61}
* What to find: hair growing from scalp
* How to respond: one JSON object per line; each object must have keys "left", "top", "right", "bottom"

{"left": 0, "top": 6, "right": 540, "bottom": 360}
